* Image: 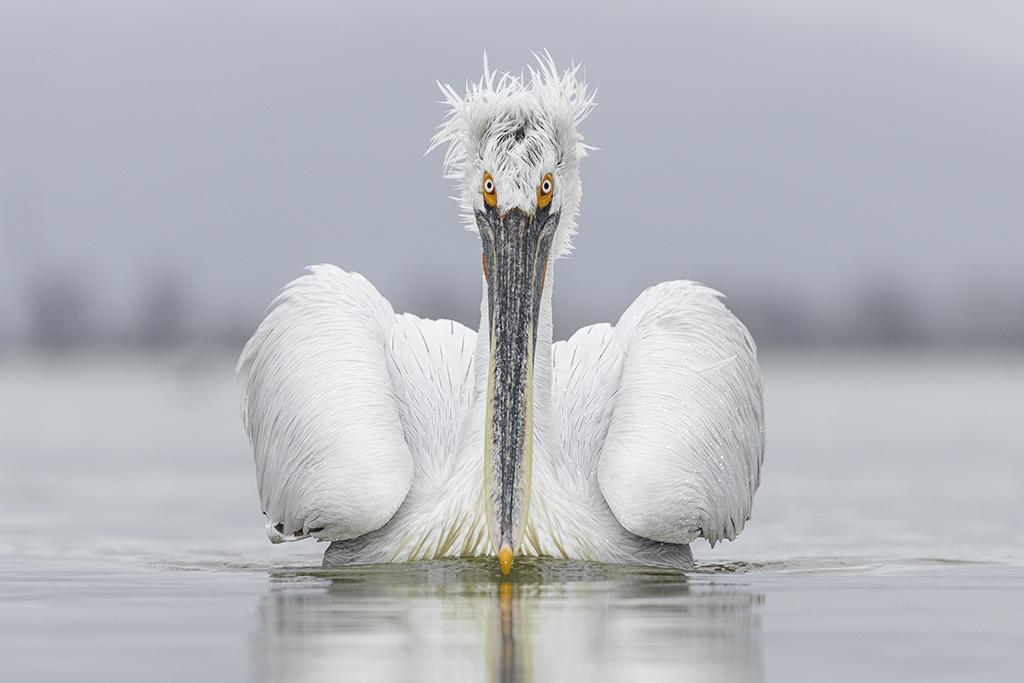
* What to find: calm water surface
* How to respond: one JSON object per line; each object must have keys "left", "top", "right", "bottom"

{"left": 1, "top": 352, "right": 1022, "bottom": 681}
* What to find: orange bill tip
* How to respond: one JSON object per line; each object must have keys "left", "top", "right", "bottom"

{"left": 498, "top": 545, "right": 514, "bottom": 575}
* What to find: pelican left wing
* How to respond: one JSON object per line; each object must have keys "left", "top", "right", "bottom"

{"left": 597, "top": 280, "right": 765, "bottom": 547}
{"left": 238, "top": 265, "right": 415, "bottom": 544}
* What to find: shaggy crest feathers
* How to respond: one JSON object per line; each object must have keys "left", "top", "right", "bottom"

{"left": 429, "top": 52, "right": 597, "bottom": 258}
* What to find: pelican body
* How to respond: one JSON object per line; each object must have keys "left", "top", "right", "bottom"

{"left": 238, "top": 57, "right": 764, "bottom": 573}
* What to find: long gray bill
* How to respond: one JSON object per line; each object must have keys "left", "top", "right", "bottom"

{"left": 478, "top": 206, "right": 557, "bottom": 569}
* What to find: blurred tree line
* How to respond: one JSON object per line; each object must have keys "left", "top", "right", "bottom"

{"left": 7, "top": 269, "right": 1023, "bottom": 354}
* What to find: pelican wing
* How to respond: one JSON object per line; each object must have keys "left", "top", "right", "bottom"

{"left": 239, "top": 265, "right": 474, "bottom": 544}
{"left": 596, "top": 281, "right": 765, "bottom": 546}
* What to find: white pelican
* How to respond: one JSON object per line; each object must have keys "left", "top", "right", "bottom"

{"left": 238, "top": 56, "right": 764, "bottom": 574}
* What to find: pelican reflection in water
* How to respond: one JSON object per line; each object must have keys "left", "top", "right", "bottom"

{"left": 255, "top": 561, "right": 764, "bottom": 682}
{"left": 238, "top": 54, "right": 764, "bottom": 575}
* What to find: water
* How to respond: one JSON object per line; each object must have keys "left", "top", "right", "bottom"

{"left": 1, "top": 351, "right": 1023, "bottom": 681}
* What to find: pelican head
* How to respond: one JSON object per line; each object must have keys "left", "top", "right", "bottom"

{"left": 432, "top": 55, "right": 595, "bottom": 573}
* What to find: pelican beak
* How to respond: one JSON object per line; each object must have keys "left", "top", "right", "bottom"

{"left": 478, "top": 206, "right": 557, "bottom": 575}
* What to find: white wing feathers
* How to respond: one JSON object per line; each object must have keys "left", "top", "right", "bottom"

{"left": 597, "top": 281, "right": 765, "bottom": 547}
{"left": 238, "top": 265, "right": 414, "bottom": 543}
{"left": 385, "top": 313, "right": 476, "bottom": 489}
{"left": 551, "top": 323, "right": 623, "bottom": 498}
{"left": 240, "top": 266, "right": 762, "bottom": 553}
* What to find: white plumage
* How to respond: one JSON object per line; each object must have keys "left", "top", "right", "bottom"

{"left": 238, "top": 55, "right": 764, "bottom": 571}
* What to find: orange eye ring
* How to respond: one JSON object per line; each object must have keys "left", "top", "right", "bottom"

{"left": 482, "top": 172, "right": 497, "bottom": 208}
{"left": 537, "top": 173, "right": 554, "bottom": 209}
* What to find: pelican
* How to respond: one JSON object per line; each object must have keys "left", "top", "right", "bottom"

{"left": 238, "top": 56, "right": 764, "bottom": 575}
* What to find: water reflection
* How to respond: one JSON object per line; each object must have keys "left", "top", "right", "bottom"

{"left": 255, "top": 559, "right": 764, "bottom": 682}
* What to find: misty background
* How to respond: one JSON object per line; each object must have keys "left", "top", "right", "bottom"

{"left": 1, "top": 0, "right": 1022, "bottom": 354}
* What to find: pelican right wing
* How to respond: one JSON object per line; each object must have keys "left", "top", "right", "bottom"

{"left": 597, "top": 280, "right": 765, "bottom": 548}
{"left": 238, "top": 265, "right": 415, "bottom": 544}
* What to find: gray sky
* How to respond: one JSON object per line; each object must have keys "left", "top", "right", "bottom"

{"left": 1, "top": 0, "right": 1022, "bottom": 341}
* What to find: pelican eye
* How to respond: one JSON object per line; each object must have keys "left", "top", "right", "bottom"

{"left": 482, "top": 172, "right": 497, "bottom": 208}
{"left": 537, "top": 173, "right": 554, "bottom": 209}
